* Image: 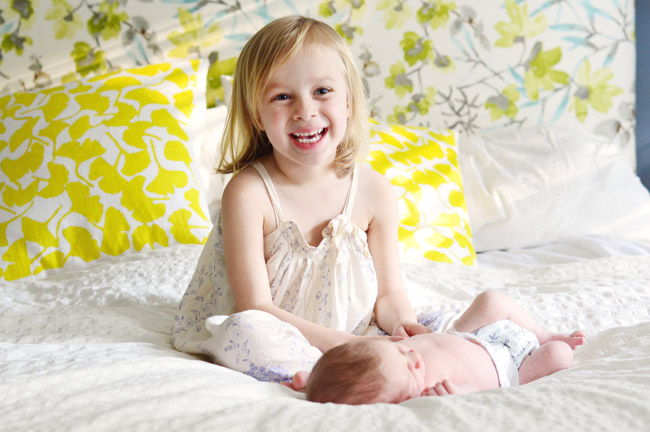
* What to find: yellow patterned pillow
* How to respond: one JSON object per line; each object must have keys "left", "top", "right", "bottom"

{"left": 367, "top": 121, "right": 476, "bottom": 265}
{"left": 0, "top": 60, "right": 211, "bottom": 281}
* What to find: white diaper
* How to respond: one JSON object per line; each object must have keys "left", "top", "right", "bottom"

{"left": 452, "top": 319, "right": 540, "bottom": 387}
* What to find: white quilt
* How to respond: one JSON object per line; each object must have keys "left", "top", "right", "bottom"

{"left": 1, "top": 244, "right": 649, "bottom": 432}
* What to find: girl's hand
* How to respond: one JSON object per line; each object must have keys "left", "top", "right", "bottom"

{"left": 392, "top": 322, "right": 432, "bottom": 338}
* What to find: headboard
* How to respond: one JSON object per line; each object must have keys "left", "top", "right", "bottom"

{"left": 0, "top": 0, "right": 636, "bottom": 158}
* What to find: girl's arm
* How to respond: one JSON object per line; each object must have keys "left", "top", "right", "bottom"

{"left": 221, "top": 169, "right": 356, "bottom": 353}
{"left": 363, "top": 169, "right": 430, "bottom": 337}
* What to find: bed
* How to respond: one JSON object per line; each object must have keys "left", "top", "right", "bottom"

{"left": 2, "top": 1, "right": 650, "bottom": 431}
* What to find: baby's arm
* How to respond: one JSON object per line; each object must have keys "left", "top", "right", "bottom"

{"left": 363, "top": 169, "right": 430, "bottom": 337}
{"left": 421, "top": 380, "right": 479, "bottom": 397}
{"left": 221, "top": 170, "right": 355, "bottom": 352}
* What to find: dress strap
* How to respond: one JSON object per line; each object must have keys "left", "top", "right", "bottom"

{"left": 342, "top": 164, "right": 359, "bottom": 219}
{"left": 252, "top": 162, "right": 284, "bottom": 224}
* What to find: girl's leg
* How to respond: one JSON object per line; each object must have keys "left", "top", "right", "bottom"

{"left": 453, "top": 291, "right": 585, "bottom": 348}
{"left": 518, "top": 341, "right": 574, "bottom": 385}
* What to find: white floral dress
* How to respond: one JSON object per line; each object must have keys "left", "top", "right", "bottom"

{"left": 171, "top": 162, "right": 379, "bottom": 381}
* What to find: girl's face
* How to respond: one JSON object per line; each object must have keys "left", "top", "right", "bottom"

{"left": 256, "top": 44, "right": 350, "bottom": 171}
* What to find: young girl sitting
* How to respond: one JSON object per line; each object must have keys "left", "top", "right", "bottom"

{"left": 171, "top": 15, "right": 452, "bottom": 382}
{"left": 304, "top": 290, "right": 587, "bottom": 404}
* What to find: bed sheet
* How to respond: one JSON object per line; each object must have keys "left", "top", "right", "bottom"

{"left": 1, "top": 244, "right": 649, "bottom": 432}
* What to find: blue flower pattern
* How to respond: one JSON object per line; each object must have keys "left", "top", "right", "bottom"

{"left": 171, "top": 177, "right": 380, "bottom": 382}
{"left": 472, "top": 320, "right": 540, "bottom": 369}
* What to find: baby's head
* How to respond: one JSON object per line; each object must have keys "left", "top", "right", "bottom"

{"left": 306, "top": 339, "right": 426, "bottom": 405}
{"left": 306, "top": 340, "right": 386, "bottom": 405}
{"left": 219, "top": 15, "right": 369, "bottom": 175}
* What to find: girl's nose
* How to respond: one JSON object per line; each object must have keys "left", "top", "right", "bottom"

{"left": 293, "top": 96, "right": 317, "bottom": 120}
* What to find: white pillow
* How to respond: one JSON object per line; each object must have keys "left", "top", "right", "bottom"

{"left": 459, "top": 124, "right": 650, "bottom": 251}
{"left": 221, "top": 75, "right": 233, "bottom": 107}
{"left": 191, "top": 75, "right": 235, "bottom": 222}
{"left": 193, "top": 105, "right": 231, "bottom": 222}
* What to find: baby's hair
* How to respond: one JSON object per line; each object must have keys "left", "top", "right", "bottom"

{"left": 217, "top": 15, "right": 369, "bottom": 176}
{"left": 306, "top": 341, "right": 385, "bottom": 405}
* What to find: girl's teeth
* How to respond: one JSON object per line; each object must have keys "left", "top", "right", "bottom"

{"left": 292, "top": 128, "right": 325, "bottom": 143}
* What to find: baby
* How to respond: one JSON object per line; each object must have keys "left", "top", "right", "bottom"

{"left": 304, "top": 290, "right": 586, "bottom": 404}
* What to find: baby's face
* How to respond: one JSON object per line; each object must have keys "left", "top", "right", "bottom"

{"left": 367, "top": 339, "right": 427, "bottom": 403}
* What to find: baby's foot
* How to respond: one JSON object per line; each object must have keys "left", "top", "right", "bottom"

{"left": 546, "top": 331, "right": 586, "bottom": 349}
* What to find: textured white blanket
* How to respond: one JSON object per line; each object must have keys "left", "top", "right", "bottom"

{"left": 1, "top": 244, "right": 649, "bottom": 431}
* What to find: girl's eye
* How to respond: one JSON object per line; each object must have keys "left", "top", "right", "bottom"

{"left": 273, "top": 94, "right": 290, "bottom": 101}
{"left": 315, "top": 88, "right": 330, "bottom": 96}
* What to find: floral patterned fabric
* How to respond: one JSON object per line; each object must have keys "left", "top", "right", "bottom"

{"left": 0, "top": 1, "right": 635, "bottom": 150}
{"left": 171, "top": 163, "right": 377, "bottom": 374}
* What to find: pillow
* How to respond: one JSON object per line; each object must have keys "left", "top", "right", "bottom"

{"left": 220, "top": 75, "right": 233, "bottom": 107}
{"left": 0, "top": 60, "right": 211, "bottom": 281}
{"left": 194, "top": 105, "right": 230, "bottom": 222}
{"left": 366, "top": 120, "right": 476, "bottom": 265}
{"left": 459, "top": 124, "right": 650, "bottom": 251}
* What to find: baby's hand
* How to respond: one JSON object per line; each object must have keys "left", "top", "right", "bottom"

{"left": 421, "top": 380, "right": 459, "bottom": 397}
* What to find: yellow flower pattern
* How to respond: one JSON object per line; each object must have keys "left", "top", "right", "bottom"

{"left": 0, "top": 60, "right": 210, "bottom": 281}
{"left": 367, "top": 121, "right": 475, "bottom": 265}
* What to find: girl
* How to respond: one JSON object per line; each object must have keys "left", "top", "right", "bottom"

{"left": 172, "top": 15, "right": 444, "bottom": 382}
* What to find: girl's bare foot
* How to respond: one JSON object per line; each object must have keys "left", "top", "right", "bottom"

{"left": 281, "top": 370, "right": 310, "bottom": 392}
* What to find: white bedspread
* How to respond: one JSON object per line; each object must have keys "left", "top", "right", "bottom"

{"left": 1, "top": 244, "right": 649, "bottom": 431}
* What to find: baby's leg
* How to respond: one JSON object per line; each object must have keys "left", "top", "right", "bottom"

{"left": 453, "top": 290, "right": 539, "bottom": 334}
{"left": 518, "top": 341, "right": 574, "bottom": 385}
{"left": 453, "top": 291, "right": 585, "bottom": 349}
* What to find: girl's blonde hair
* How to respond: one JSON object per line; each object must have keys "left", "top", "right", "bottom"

{"left": 217, "top": 15, "right": 369, "bottom": 176}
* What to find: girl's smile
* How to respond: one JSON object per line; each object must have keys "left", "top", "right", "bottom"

{"left": 291, "top": 127, "right": 329, "bottom": 148}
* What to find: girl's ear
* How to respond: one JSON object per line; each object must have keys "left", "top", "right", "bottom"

{"left": 254, "top": 109, "right": 265, "bottom": 131}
